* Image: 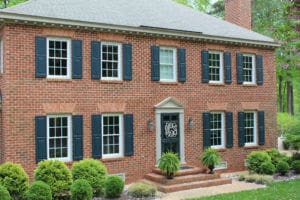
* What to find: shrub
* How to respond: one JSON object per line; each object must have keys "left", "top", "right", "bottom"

{"left": 260, "top": 161, "right": 275, "bottom": 175}
{"left": 291, "top": 152, "right": 300, "bottom": 161}
{"left": 0, "top": 162, "right": 29, "bottom": 199}
{"left": 244, "top": 174, "right": 257, "bottom": 183}
{"left": 238, "top": 174, "right": 246, "bottom": 181}
{"left": 282, "top": 140, "right": 290, "bottom": 150}
{"left": 104, "top": 176, "right": 124, "bottom": 198}
{"left": 128, "top": 182, "right": 157, "bottom": 198}
{"left": 34, "top": 160, "right": 72, "bottom": 199}
{"left": 276, "top": 161, "right": 290, "bottom": 175}
{"left": 26, "top": 181, "right": 52, "bottom": 200}
{"left": 71, "top": 179, "right": 93, "bottom": 200}
{"left": 72, "top": 159, "right": 107, "bottom": 197}
{"left": 265, "top": 148, "right": 289, "bottom": 167}
{"left": 255, "top": 175, "right": 273, "bottom": 185}
{"left": 247, "top": 151, "right": 271, "bottom": 174}
{"left": 158, "top": 151, "right": 180, "bottom": 178}
{"left": 0, "top": 185, "right": 11, "bottom": 200}
{"left": 291, "top": 160, "right": 300, "bottom": 174}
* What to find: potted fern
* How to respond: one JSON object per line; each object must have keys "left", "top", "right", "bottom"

{"left": 201, "top": 148, "right": 221, "bottom": 174}
{"left": 158, "top": 152, "right": 180, "bottom": 179}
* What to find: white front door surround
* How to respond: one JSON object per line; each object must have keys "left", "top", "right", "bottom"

{"left": 155, "top": 97, "right": 186, "bottom": 164}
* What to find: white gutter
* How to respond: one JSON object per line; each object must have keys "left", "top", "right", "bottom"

{"left": 0, "top": 12, "right": 280, "bottom": 48}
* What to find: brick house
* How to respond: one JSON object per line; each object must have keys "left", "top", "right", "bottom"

{"left": 0, "top": 0, "right": 278, "bottom": 183}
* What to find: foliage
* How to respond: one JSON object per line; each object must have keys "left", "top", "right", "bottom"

{"left": 265, "top": 148, "right": 289, "bottom": 167}
{"left": 260, "top": 161, "right": 275, "bottom": 175}
{"left": 201, "top": 148, "right": 221, "bottom": 167}
{"left": 104, "top": 176, "right": 124, "bottom": 198}
{"left": 276, "top": 161, "right": 290, "bottom": 175}
{"left": 26, "top": 181, "right": 52, "bottom": 200}
{"left": 0, "top": 0, "right": 27, "bottom": 8}
{"left": 291, "top": 160, "right": 300, "bottom": 174}
{"left": 0, "top": 162, "right": 29, "bottom": 200}
{"left": 34, "top": 160, "right": 72, "bottom": 199}
{"left": 72, "top": 159, "right": 107, "bottom": 197}
{"left": 71, "top": 179, "right": 93, "bottom": 200}
{"left": 128, "top": 182, "right": 157, "bottom": 198}
{"left": 283, "top": 140, "right": 291, "bottom": 150}
{"left": 158, "top": 151, "right": 180, "bottom": 178}
{"left": 246, "top": 151, "right": 271, "bottom": 174}
{"left": 291, "top": 152, "right": 300, "bottom": 161}
{"left": 193, "top": 179, "right": 300, "bottom": 200}
{"left": 0, "top": 185, "right": 11, "bottom": 200}
{"left": 277, "top": 112, "right": 299, "bottom": 136}
{"left": 243, "top": 174, "right": 273, "bottom": 185}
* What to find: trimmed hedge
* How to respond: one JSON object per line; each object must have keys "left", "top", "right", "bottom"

{"left": 26, "top": 181, "right": 52, "bottom": 200}
{"left": 104, "top": 176, "right": 124, "bottom": 198}
{"left": 0, "top": 185, "right": 11, "bottom": 200}
{"left": 260, "top": 161, "right": 275, "bottom": 175}
{"left": 291, "top": 160, "right": 300, "bottom": 174}
{"left": 276, "top": 161, "right": 290, "bottom": 176}
{"left": 247, "top": 151, "right": 271, "bottom": 174}
{"left": 0, "top": 162, "right": 29, "bottom": 200}
{"left": 71, "top": 179, "right": 93, "bottom": 200}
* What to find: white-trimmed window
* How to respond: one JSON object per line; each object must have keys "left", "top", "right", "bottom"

{"left": 101, "top": 42, "right": 122, "bottom": 80}
{"left": 243, "top": 54, "right": 255, "bottom": 84}
{"left": 210, "top": 112, "right": 225, "bottom": 148}
{"left": 47, "top": 115, "right": 72, "bottom": 161}
{"left": 0, "top": 38, "right": 3, "bottom": 74}
{"left": 102, "top": 114, "right": 123, "bottom": 158}
{"left": 47, "top": 38, "right": 71, "bottom": 78}
{"left": 244, "top": 111, "right": 257, "bottom": 146}
{"left": 159, "top": 47, "right": 176, "bottom": 81}
{"left": 209, "top": 51, "right": 223, "bottom": 83}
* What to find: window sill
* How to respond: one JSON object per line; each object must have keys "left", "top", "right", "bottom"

{"left": 159, "top": 82, "right": 179, "bottom": 85}
{"left": 47, "top": 79, "right": 72, "bottom": 82}
{"left": 243, "top": 83, "right": 257, "bottom": 87}
{"left": 244, "top": 145, "right": 259, "bottom": 149}
{"left": 100, "top": 80, "right": 123, "bottom": 84}
{"left": 101, "top": 157, "right": 126, "bottom": 162}
{"left": 208, "top": 82, "right": 225, "bottom": 86}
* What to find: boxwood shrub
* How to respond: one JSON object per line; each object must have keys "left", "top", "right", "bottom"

{"left": 104, "top": 175, "right": 124, "bottom": 198}
{"left": 247, "top": 151, "right": 271, "bottom": 174}
{"left": 34, "top": 160, "right": 72, "bottom": 199}
{"left": 72, "top": 159, "right": 107, "bottom": 197}
{"left": 260, "top": 161, "right": 275, "bottom": 175}
{"left": 0, "top": 162, "right": 29, "bottom": 200}
{"left": 26, "top": 181, "right": 52, "bottom": 200}
{"left": 0, "top": 185, "right": 11, "bottom": 200}
{"left": 276, "top": 161, "right": 290, "bottom": 175}
{"left": 291, "top": 160, "right": 300, "bottom": 174}
{"left": 71, "top": 179, "right": 93, "bottom": 200}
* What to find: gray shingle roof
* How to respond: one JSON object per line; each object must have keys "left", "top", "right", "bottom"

{"left": 0, "top": 0, "right": 275, "bottom": 45}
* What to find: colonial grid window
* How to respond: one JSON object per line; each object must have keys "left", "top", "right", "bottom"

{"left": 47, "top": 115, "right": 72, "bottom": 161}
{"left": 159, "top": 47, "right": 177, "bottom": 81}
{"left": 209, "top": 51, "right": 223, "bottom": 82}
{"left": 47, "top": 38, "right": 71, "bottom": 78}
{"left": 101, "top": 42, "right": 122, "bottom": 80}
{"left": 210, "top": 112, "right": 225, "bottom": 148}
{"left": 242, "top": 54, "right": 255, "bottom": 83}
{"left": 102, "top": 114, "right": 123, "bottom": 158}
{"left": 244, "top": 111, "right": 257, "bottom": 145}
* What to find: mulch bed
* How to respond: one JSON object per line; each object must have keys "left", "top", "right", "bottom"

{"left": 93, "top": 190, "right": 159, "bottom": 200}
{"left": 273, "top": 170, "right": 300, "bottom": 181}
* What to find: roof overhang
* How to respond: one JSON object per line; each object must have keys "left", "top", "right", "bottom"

{"left": 0, "top": 12, "right": 280, "bottom": 49}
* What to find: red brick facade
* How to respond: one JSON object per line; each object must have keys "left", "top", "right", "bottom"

{"left": 0, "top": 24, "right": 277, "bottom": 183}
{"left": 225, "top": 0, "right": 252, "bottom": 29}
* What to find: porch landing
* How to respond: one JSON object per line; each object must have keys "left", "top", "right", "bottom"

{"left": 144, "top": 166, "right": 232, "bottom": 193}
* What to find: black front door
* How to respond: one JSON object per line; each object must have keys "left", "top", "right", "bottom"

{"left": 161, "top": 113, "right": 180, "bottom": 155}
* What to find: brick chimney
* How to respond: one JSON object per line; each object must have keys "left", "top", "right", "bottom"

{"left": 224, "top": 0, "right": 252, "bottom": 29}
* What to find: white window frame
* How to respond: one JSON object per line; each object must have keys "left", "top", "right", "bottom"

{"left": 46, "top": 37, "right": 71, "bottom": 79}
{"left": 210, "top": 112, "right": 225, "bottom": 149}
{"left": 102, "top": 114, "right": 124, "bottom": 159}
{"left": 101, "top": 42, "right": 122, "bottom": 81}
{"left": 46, "top": 115, "right": 72, "bottom": 162}
{"left": 159, "top": 47, "right": 177, "bottom": 82}
{"left": 243, "top": 54, "right": 256, "bottom": 84}
{"left": 0, "top": 38, "right": 3, "bottom": 74}
{"left": 208, "top": 51, "right": 223, "bottom": 84}
{"left": 244, "top": 111, "right": 257, "bottom": 146}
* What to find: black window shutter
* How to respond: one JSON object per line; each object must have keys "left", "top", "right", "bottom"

{"left": 35, "top": 37, "right": 47, "bottom": 78}
{"left": 91, "top": 41, "right": 101, "bottom": 79}
{"left": 123, "top": 43, "right": 133, "bottom": 81}
{"left": 35, "top": 116, "right": 47, "bottom": 163}
{"left": 72, "top": 40, "right": 83, "bottom": 79}
{"left": 256, "top": 55, "right": 263, "bottom": 85}
{"left": 224, "top": 52, "right": 232, "bottom": 84}
{"left": 258, "top": 111, "right": 265, "bottom": 145}
{"left": 177, "top": 48, "right": 186, "bottom": 82}
{"left": 203, "top": 112, "right": 211, "bottom": 149}
{"left": 73, "top": 115, "right": 83, "bottom": 161}
{"left": 151, "top": 45, "right": 160, "bottom": 81}
{"left": 226, "top": 112, "right": 233, "bottom": 148}
{"left": 238, "top": 112, "right": 245, "bottom": 147}
{"left": 201, "top": 50, "right": 209, "bottom": 83}
{"left": 237, "top": 53, "right": 243, "bottom": 84}
{"left": 92, "top": 115, "right": 102, "bottom": 159}
{"left": 124, "top": 114, "right": 134, "bottom": 156}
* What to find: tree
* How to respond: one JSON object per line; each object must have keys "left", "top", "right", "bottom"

{"left": 1, "top": 0, "right": 27, "bottom": 8}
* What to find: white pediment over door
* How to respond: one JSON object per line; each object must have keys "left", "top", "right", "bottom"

{"left": 155, "top": 97, "right": 184, "bottom": 109}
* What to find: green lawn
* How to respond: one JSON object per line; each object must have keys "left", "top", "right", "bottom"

{"left": 188, "top": 179, "right": 300, "bottom": 200}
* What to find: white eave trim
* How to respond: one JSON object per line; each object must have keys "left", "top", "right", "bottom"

{"left": 0, "top": 12, "right": 280, "bottom": 48}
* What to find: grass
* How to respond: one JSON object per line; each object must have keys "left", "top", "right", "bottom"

{"left": 188, "top": 179, "right": 300, "bottom": 200}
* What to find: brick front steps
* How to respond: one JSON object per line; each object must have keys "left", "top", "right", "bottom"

{"left": 144, "top": 166, "right": 232, "bottom": 193}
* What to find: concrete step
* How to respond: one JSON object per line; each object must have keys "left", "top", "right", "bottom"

{"left": 145, "top": 172, "right": 220, "bottom": 185}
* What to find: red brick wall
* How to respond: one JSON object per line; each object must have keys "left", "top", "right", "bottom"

{"left": 225, "top": 0, "right": 252, "bottom": 29}
{"left": 0, "top": 24, "right": 277, "bottom": 183}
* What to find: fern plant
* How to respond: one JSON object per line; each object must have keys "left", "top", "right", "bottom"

{"left": 201, "top": 148, "right": 221, "bottom": 174}
{"left": 158, "top": 152, "right": 180, "bottom": 179}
